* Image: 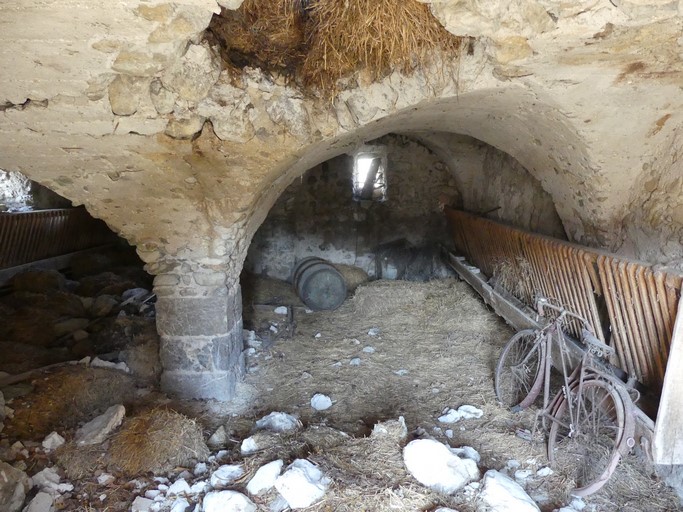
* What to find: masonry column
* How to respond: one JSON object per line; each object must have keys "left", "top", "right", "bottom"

{"left": 154, "top": 266, "right": 244, "bottom": 401}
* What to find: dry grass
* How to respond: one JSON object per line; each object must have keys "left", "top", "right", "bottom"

{"left": 493, "top": 257, "right": 534, "bottom": 304}
{"left": 208, "top": 0, "right": 464, "bottom": 95}
{"left": 239, "top": 277, "right": 679, "bottom": 511}
{"left": 4, "top": 366, "right": 135, "bottom": 439}
{"left": 110, "top": 408, "right": 209, "bottom": 475}
{"left": 302, "top": 0, "right": 463, "bottom": 92}
{"left": 333, "top": 264, "right": 369, "bottom": 292}
{"left": 57, "top": 443, "right": 109, "bottom": 480}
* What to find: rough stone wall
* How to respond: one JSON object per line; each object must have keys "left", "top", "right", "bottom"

{"left": 245, "top": 136, "right": 459, "bottom": 280}
{"left": 421, "top": 134, "right": 566, "bottom": 238}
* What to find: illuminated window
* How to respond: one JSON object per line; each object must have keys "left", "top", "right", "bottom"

{"left": 352, "top": 148, "right": 387, "bottom": 202}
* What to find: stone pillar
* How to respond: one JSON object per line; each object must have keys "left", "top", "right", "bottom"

{"left": 154, "top": 270, "right": 244, "bottom": 401}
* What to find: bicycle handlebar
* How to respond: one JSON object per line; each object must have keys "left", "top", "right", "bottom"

{"left": 535, "top": 296, "right": 614, "bottom": 357}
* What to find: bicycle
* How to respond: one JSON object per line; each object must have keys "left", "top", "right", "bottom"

{"left": 494, "top": 297, "right": 636, "bottom": 496}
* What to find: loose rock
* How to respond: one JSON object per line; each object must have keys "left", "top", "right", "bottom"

{"left": 131, "top": 496, "right": 155, "bottom": 512}
{"left": 477, "top": 470, "right": 540, "bottom": 512}
{"left": 75, "top": 404, "right": 126, "bottom": 445}
{"left": 210, "top": 465, "right": 244, "bottom": 488}
{"left": 207, "top": 426, "right": 228, "bottom": 449}
{"left": 255, "top": 412, "right": 301, "bottom": 433}
{"left": 274, "top": 459, "right": 330, "bottom": 509}
{"left": 202, "top": 490, "right": 256, "bottom": 512}
{"left": 23, "top": 492, "right": 54, "bottom": 512}
{"left": 403, "top": 439, "right": 479, "bottom": 494}
{"left": 0, "top": 461, "right": 31, "bottom": 512}
{"left": 41, "top": 432, "right": 65, "bottom": 451}
{"left": 438, "top": 405, "right": 484, "bottom": 423}
{"left": 310, "top": 394, "right": 332, "bottom": 411}
{"left": 246, "top": 459, "right": 283, "bottom": 495}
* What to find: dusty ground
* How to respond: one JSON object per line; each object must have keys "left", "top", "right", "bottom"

{"left": 1, "top": 277, "right": 679, "bottom": 511}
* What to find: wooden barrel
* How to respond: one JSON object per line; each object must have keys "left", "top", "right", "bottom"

{"left": 292, "top": 257, "right": 348, "bottom": 311}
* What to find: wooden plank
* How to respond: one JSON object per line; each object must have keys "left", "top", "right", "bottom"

{"left": 654, "top": 294, "right": 683, "bottom": 464}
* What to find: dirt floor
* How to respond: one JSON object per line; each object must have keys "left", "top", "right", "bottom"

{"left": 1, "top": 277, "right": 680, "bottom": 511}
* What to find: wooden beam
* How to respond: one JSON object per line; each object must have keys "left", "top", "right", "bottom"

{"left": 653, "top": 295, "right": 683, "bottom": 464}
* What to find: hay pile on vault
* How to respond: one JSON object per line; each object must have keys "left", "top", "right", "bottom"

{"left": 208, "top": 0, "right": 465, "bottom": 93}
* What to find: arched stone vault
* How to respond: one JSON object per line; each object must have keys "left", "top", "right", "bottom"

{"left": 2, "top": 0, "right": 683, "bottom": 399}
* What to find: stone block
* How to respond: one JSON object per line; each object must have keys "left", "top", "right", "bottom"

{"left": 149, "top": 79, "right": 176, "bottom": 115}
{"left": 108, "top": 75, "right": 147, "bottom": 116}
{"left": 165, "top": 114, "right": 206, "bottom": 139}
{"left": 161, "top": 331, "right": 241, "bottom": 374}
{"left": 161, "top": 370, "right": 237, "bottom": 401}
{"left": 156, "top": 296, "right": 230, "bottom": 336}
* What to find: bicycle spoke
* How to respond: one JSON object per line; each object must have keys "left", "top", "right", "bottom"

{"left": 495, "top": 330, "right": 545, "bottom": 410}
{"left": 547, "top": 379, "right": 630, "bottom": 496}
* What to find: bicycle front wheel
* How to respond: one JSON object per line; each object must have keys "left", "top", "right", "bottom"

{"left": 494, "top": 329, "right": 545, "bottom": 412}
{"left": 547, "top": 379, "right": 634, "bottom": 496}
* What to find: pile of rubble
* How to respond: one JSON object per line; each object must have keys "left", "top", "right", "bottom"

{"left": 0, "top": 391, "right": 588, "bottom": 512}
{"left": 0, "top": 264, "right": 159, "bottom": 384}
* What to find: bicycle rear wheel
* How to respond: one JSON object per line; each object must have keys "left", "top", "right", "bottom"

{"left": 494, "top": 329, "right": 545, "bottom": 412}
{"left": 547, "top": 379, "right": 634, "bottom": 496}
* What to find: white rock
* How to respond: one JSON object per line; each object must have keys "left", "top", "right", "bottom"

{"left": 515, "top": 469, "right": 533, "bottom": 481}
{"left": 438, "top": 405, "right": 484, "bottom": 423}
{"left": 90, "top": 357, "right": 130, "bottom": 373}
{"left": 131, "top": 496, "right": 155, "bottom": 512}
{"left": 506, "top": 459, "right": 521, "bottom": 469}
{"left": 97, "top": 473, "right": 115, "bottom": 485}
{"left": 274, "top": 459, "right": 330, "bottom": 509}
{"left": 210, "top": 465, "right": 244, "bottom": 488}
{"left": 478, "top": 470, "right": 540, "bottom": 512}
{"left": 570, "top": 497, "right": 586, "bottom": 510}
{"left": 349, "top": 358, "right": 361, "bottom": 366}
{"left": 32, "top": 467, "right": 61, "bottom": 492}
{"left": 394, "top": 369, "right": 409, "bottom": 376}
{"left": 0, "top": 461, "right": 31, "bottom": 512}
{"left": 255, "top": 412, "right": 301, "bottom": 433}
{"left": 362, "top": 346, "right": 375, "bottom": 353}
{"left": 403, "top": 439, "right": 479, "bottom": 494}
{"left": 445, "top": 429, "right": 454, "bottom": 439}
{"left": 240, "top": 437, "right": 259, "bottom": 455}
{"left": 203, "top": 491, "right": 256, "bottom": 512}
{"left": 23, "top": 492, "right": 54, "bottom": 512}
{"left": 273, "top": 306, "right": 288, "bottom": 315}
{"left": 208, "top": 426, "right": 228, "bottom": 449}
{"left": 246, "top": 459, "right": 283, "bottom": 495}
{"left": 167, "top": 479, "right": 191, "bottom": 495}
{"left": 310, "top": 394, "right": 332, "bottom": 411}
{"left": 536, "top": 467, "right": 553, "bottom": 477}
{"left": 268, "top": 495, "right": 289, "bottom": 512}
{"left": 190, "top": 480, "right": 210, "bottom": 495}
{"left": 367, "top": 328, "right": 380, "bottom": 336}
{"left": 56, "top": 482, "right": 73, "bottom": 493}
{"left": 435, "top": 508, "right": 460, "bottom": 512}
{"left": 41, "top": 432, "right": 65, "bottom": 452}
{"left": 145, "top": 490, "right": 161, "bottom": 499}
{"left": 194, "top": 462, "right": 208, "bottom": 476}
{"left": 450, "top": 446, "right": 481, "bottom": 463}
{"left": 76, "top": 405, "right": 126, "bottom": 445}
{"left": 314, "top": 333, "right": 321, "bottom": 338}
{"left": 169, "top": 497, "right": 190, "bottom": 512}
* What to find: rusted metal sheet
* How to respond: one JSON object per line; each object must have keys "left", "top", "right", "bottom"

{"left": 0, "top": 208, "right": 115, "bottom": 269}
{"left": 445, "top": 208, "right": 682, "bottom": 397}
